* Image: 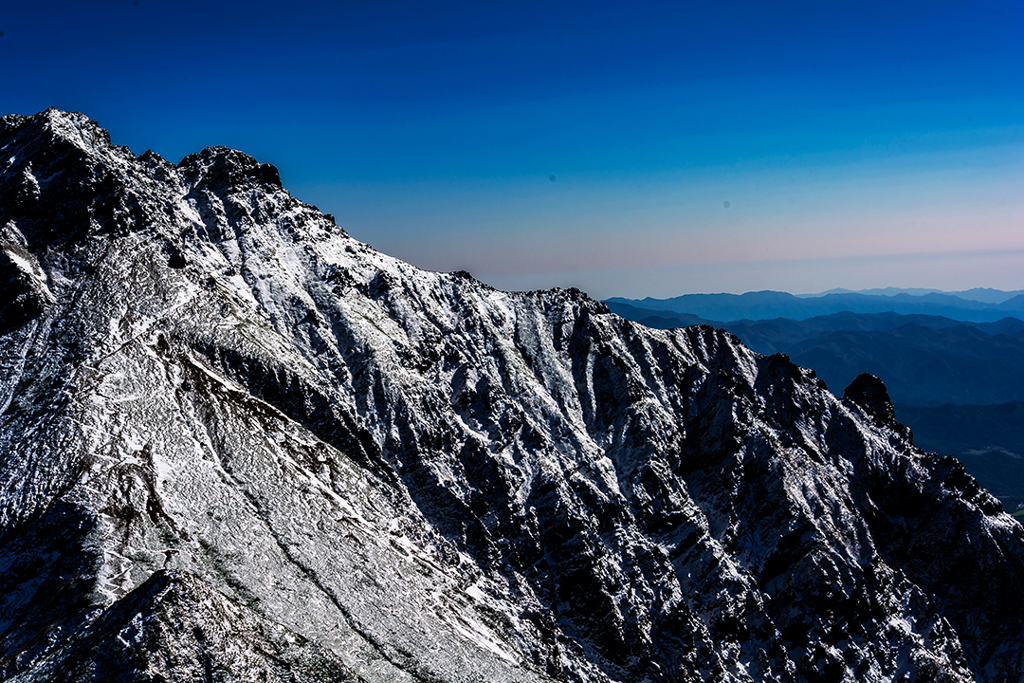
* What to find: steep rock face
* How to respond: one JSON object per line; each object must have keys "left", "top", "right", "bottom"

{"left": 2, "top": 110, "right": 1024, "bottom": 683}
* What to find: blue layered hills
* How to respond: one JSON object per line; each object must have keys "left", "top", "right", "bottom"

{"left": 608, "top": 289, "right": 1024, "bottom": 324}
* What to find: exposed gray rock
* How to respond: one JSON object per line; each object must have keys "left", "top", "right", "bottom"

{"left": 2, "top": 109, "right": 1023, "bottom": 683}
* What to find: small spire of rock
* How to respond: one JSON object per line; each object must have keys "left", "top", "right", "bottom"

{"left": 843, "top": 373, "right": 912, "bottom": 440}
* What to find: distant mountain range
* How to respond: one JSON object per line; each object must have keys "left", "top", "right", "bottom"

{"left": 608, "top": 289, "right": 1024, "bottom": 323}
{"left": 806, "top": 287, "right": 1024, "bottom": 305}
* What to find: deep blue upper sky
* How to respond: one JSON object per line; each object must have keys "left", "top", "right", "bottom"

{"left": 3, "top": 1, "right": 1022, "bottom": 297}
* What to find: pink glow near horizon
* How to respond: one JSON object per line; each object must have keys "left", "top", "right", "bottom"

{"left": 311, "top": 151, "right": 1024, "bottom": 299}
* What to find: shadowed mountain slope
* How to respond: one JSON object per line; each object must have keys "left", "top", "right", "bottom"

{"left": 896, "top": 401, "right": 1024, "bottom": 510}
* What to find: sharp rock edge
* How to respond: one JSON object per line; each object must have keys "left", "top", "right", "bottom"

{"left": 1, "top": 109, "right": 1023, "bottom": 683}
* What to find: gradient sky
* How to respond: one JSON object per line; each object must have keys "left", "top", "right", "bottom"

{"left": 3, "top": 1, "right": 1022, "bottom": 299}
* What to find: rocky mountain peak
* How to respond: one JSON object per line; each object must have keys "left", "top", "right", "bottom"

{"left": 2, "top": 110, "right": 1024, "bottom": 683}
{"left": 0, "top": 110, "right": 152, "bottom": 249}
{"left": 842, "top": 372, "right": 908, "bottom": 437}
{"left": 1, "top": 109, "right": 111, "bottom": 157}
{"left": 177, "top": 145, "right": 283, "bottom": 192}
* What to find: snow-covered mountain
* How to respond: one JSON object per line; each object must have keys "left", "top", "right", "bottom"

{"left": 2, "top": 109, "right": 1024, "bottom": 683}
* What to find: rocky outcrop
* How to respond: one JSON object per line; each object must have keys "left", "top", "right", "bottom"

{"left": 1, "top": 110, "right": 1023, "bottom": 683}
{"left": 843, "top": 372, "right": 912, "bottom": 440}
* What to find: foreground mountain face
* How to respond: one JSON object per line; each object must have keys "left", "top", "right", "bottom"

{"left": 2, "top": 110, "right": 1024, "bottom": 683}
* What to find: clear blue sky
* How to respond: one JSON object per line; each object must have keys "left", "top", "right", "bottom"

{"left": 3, "top": 1, "right": 1022, "bottom": 298}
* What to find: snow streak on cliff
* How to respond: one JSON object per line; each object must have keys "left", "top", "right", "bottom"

{"left": 2, "top": 110, "right": 1023, "bottom": 683}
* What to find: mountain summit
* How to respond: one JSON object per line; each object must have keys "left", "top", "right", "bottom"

{"left": 2, "top": 110, "right": 1024, "bottom": 683}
